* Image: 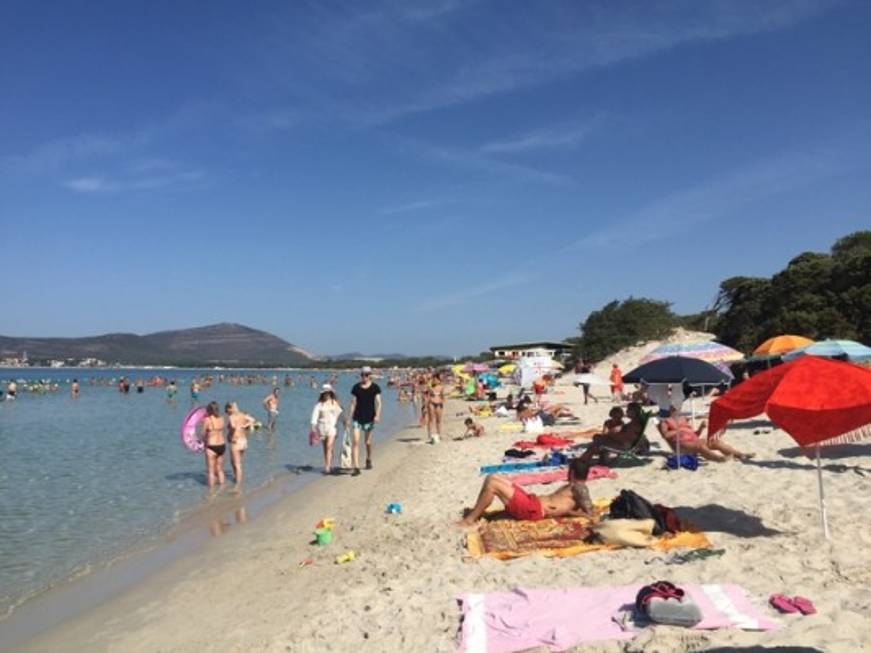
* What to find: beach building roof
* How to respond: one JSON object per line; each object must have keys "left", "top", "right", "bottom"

{"left": 489, "top": 342, "right": 572, "bottom": 359}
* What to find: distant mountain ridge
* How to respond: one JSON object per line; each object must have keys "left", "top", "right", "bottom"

{"left": 327, "top": 352, "right": 409, "bottom": 361}
{"left": 0, "top": 323, "right": 315, "bottom": 366}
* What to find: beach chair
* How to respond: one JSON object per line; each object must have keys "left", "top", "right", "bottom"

{"left": 601, "top": 411, "right": 653, "bottom": 467}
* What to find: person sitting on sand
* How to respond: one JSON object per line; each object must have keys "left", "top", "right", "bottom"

{"left": 459, "top": 458, "right": 595, "bottom": 526}
{"left": 579, "top": 402, "right": 650, "bottom": 464}
{"left": 603, "top": 406, "right": 625, "bottom": 434}
{"left": 658, "top": 406, "right": 754, "bottom": 462}
{"left": 463, "top": 417, "right": 484, "bottom": 438}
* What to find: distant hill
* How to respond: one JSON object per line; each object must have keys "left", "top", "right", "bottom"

{"left": 0, "top": 323, "right": 315, "bottom": 367}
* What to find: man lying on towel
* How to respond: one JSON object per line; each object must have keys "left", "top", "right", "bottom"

{"left": 458, "top": 458, "right": 594, "bottom": 527}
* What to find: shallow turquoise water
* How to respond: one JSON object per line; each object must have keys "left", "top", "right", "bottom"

{"left": 0, "top": 368, "right": 408, "bottom": 616}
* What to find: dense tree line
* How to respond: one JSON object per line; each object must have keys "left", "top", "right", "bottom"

{"left": 571, "top": 231, "right": 871, "bottom": 361}
{"left": 711, "top": 231, "right": 871, "bottom": 352}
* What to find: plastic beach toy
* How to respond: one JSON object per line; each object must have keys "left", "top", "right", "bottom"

{"left": 335, "top": 550, "right": 356, "bottom": 564}
{"left": 315, "top": 518, "right": 335, "bottom": 530}
{"left": 180, "top": 406, "right": 207, "bottom": 453}
{"left": 314, "top": 528, "right": 333, "bottom": 546}
{"left": 386, "top": 503, "right": 402, "bottom": 514}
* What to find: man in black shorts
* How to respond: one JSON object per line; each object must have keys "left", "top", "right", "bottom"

{"left": 347, "top": 366, "right": 382, "bottom": 476}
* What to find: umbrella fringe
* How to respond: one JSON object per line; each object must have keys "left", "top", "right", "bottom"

{"left": 710, "top": 423, "right": 871, "bottom": 447}
{"left": 799, "top": 423, "right": 871, "bottom": 452}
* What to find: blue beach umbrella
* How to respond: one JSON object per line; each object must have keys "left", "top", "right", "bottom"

{"left": 783, "top": 339, "right": 871, "bottom": 363}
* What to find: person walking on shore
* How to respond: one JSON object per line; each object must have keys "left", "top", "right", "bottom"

{"left": 263, "top": 388, "right": 280, "bottom": 431}
{"left": 225, "top": 402, "right": 255, "bottom": 489}
{"left": 347, "top": 367, "right": 382, "bottom": 476}
{"left": 202, "top": 401, "right": 227, "bottom": 492}
{"left": 310, "top": 384, "right": 343, "bottom": 475}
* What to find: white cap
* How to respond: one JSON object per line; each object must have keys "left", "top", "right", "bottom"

{"left": 321, "top": 383, "right": 334, "bottom": 392}
{"left": 361, "top": 366, "right": 373, "bottom": 374}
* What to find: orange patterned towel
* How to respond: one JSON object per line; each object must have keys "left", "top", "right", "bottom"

{"left": 465, "top": 504, "right": 711, "bottom": 561}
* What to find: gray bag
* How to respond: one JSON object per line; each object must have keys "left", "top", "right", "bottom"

{"left": 646, "top": 595, "right": 702, "bottom": 627}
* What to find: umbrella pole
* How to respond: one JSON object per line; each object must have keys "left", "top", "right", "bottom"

{"left": 816, "top": 445, "right": 831, "bottom": 540}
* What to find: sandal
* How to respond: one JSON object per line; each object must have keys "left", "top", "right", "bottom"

{"left": 769, "top": 594, "right": 798, "bottom": 613}
{"left": 792, "top": 596, "right": 817, "bottom": 615}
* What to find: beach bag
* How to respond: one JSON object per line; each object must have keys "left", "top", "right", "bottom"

{"left": 635, "top": 581, "right": 702, "bottom": 627}
{"left": 608, "top": 490, "right": 664, "bottom": 535}
{"left": 653, "top": 505, "right": 682, "bottom": 533}
{"left": 339, "top": 425, "right": 353, "bottom": 469}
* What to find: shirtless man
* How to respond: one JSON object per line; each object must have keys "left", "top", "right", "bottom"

{"left": 263, "top": 388, "right": 280, "bottom": 431}
{"left": 71, "top": 379, "right": 80, "bottom": 399}
{"left": 579, "top": 402, "right": 649, "bottom": 464}
{"left": 459, "top": 458, "right": 594, "bottom": 526}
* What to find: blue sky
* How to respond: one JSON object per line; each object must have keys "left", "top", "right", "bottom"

{"left": 1, "top": 0, "right": 869, "bottom": 356}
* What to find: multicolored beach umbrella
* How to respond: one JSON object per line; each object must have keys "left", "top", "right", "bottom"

{"left": 782, "top": 339, "right": 871, "bottom": 363}
{"left": 752, "top": 334, "right": 814, "bottom": 357}
{"left": 640, "top": 341, "right": 743, "bottom": 365}
{"left": 708, "top": 356, "right": 871, "bottom": 539}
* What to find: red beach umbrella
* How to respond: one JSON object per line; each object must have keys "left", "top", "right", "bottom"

{"left": 708, "top": 356, "right": 871, "bottom": 538}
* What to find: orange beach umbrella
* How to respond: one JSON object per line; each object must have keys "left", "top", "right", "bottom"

{"left": 753, "top": 334, "right": 814, "bottom": 357}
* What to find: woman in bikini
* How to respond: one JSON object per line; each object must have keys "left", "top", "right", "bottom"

{"left": 225, "top": 402, "right": 255, "bottom": 488}
{"left": 427, "top": 372, "right": 445, "bottom": 444}
{"left": 658, "top": 406, "right": 754, "bottom": 462}
{"left": 202, "top": 401, "right": 227, "bottom": 492}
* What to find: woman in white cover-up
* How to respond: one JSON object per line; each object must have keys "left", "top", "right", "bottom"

{"left": 310, "top": 384, "right": 343, "bottom": 475}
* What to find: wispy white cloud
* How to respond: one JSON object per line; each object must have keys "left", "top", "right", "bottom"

{"left": 1, "top": 132, "right": 148, "bottom": 176}
{"left": 404, "top": 138, "right": 574, "bottom": 186}
{"left": 235, "top": 108, "right": 297, "bottom": 134}
{"left": 417, "top": 273, "right": 534, "bottom": 311}
{"left": 480, "top": 119, "right": 601, "bottom": 155}
{"left": 567, "top": 142, "right": 851, "bottom": 251}
{"left": 378, "top": 198, "right": 449, "bottom": 215}
{"left": 62, "top": 168, "right": 204, "bottom": 194}
{"left": 270, "top": 0, "right": 833, "bottom": 125}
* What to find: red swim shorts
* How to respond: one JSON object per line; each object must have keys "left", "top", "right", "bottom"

{"left": 506, "top": 485, "right": 544, "bottom": 521}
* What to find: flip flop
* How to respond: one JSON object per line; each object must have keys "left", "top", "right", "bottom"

{"left": 769, "top": 594, "right": 798, "bottom": 613}
{"left": 792, "top": 596, "right": 817, "bottom": 615}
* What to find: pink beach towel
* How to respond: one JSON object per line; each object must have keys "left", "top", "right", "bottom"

{"left": 458, "top": 584, "right": 777, "bottom": 653}
{"left": 509, "top": 465, "right": 616, "bottom": 487}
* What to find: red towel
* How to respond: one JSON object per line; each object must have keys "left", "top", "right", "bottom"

{"left": 513, "top": 433, "right": 574, "bottom": 449}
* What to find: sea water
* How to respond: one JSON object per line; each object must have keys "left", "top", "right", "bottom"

{"left": 0, "top": 368, "right": 409, "bottom": 618}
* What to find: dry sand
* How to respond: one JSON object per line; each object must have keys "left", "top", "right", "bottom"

{"left": 10, "top": 338, "right": 871, "bottom": 652}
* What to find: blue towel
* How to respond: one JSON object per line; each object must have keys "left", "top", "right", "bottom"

{"left": 480, "top": 461, "right": 564, "bottom": 474}
{"left": 666, "top": 454, "right": 699, "bottom": 471}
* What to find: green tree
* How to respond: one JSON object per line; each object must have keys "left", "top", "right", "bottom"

{"left": 575, "top": 297, "right": 678, "bottom": 362}
{"left": 712, "top": 230, "right": 871, "bottom": 350}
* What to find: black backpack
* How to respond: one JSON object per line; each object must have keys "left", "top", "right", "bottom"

{"left": 608, "top": 490, "right": 666, "bottom": 535}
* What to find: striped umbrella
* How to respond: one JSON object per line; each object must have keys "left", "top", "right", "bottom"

{"left": 640, "top": 341, "right": 744, "bottom": 365}
{"left": 783, "top": 339, "right": 871, "bottom": 363}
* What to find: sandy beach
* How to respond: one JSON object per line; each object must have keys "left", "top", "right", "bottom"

{"left": 9, "top": 342, "right": 871, "bottom": 653}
